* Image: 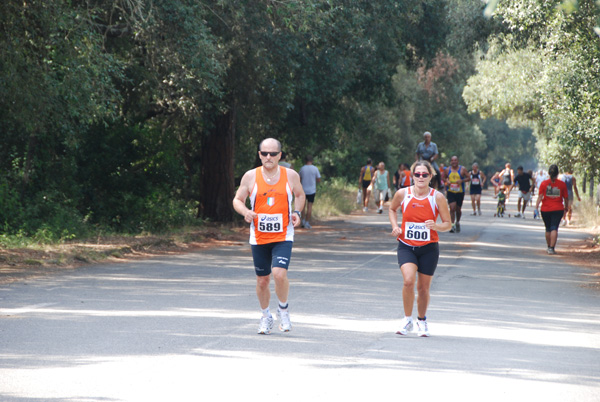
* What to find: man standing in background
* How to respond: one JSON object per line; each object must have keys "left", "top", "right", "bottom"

{"left": 415, "top": 131, "right": 441, "bottom": 189}
{"left": 299, "top": 155, "right": 321, "bottom": 229}
{"left": 278, "top": 151, "right": 291, "bottom": 168}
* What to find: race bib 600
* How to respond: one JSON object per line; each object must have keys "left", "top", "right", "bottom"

{"left": 404, "top": 222, "right": 430, "bottom": 241}
{"left": 257, "top": 213, "right": 284, "bottom": 233}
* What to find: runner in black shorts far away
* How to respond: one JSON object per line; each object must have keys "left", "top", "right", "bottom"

{"left": 359, "top": 159, "right": 375, "bottom": 212}
{"left": 444, "top": 156, "right": 470, "bottom": 233}
{"left": 388, "top": 160, "right": 451, "bottom": 337}
{"left": 469, "top": 163, "right": 486, "bottom": 216}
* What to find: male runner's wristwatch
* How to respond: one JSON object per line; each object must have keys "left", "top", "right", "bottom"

{"left": 293, "top": 210, "right": 301, "bottom": 218}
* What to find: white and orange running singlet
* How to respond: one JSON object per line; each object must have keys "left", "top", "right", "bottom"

{"left": 397, "top": 187, "right": 440, "bottom": 246}
{"left": 249, "top": 166, "right": 294, "bottom": 245}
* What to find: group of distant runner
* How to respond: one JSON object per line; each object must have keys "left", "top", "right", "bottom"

{"left": 232, "top": 134, "right": 578, "bottom": 338}
{"left": 488, "top": 163, "right": 580, "bottom": 224}
{"left": 361, "top": 131, "right": 581, "bottom": 228}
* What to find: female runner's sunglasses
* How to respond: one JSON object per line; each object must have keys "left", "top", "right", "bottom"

{"left": 259, "top": 151, "right": 280, "bottom": 157}
{"left": 413, "top": 172, "right": 430, "bottom": 178}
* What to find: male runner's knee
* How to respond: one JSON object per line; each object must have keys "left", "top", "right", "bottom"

{"left": 272, "top": 267, "right": 288, "bottom": 282}
{"left": 256, "top": 275, "right": 270, "bottom": 288}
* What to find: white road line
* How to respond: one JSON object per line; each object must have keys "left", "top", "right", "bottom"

{"left": 0, "top": 302, "right": 57, "bottom": 315}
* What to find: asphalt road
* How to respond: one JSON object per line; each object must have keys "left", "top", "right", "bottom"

{"left": 1, "top": 191, "right": 599, "bottom": 401}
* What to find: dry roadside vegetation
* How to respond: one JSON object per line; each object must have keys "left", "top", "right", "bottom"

{"left": 557, "top": 200, "right": 600, "bottom": 288}
{"left": 0, "top": 223, "right": 249, "bottom": 285}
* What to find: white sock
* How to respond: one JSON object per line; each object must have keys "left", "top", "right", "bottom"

{"left": 261, "top": 307, "right": 271, "bottom": 318}
{"left": 278, "top": 301, "right": 288, "bottom": 310}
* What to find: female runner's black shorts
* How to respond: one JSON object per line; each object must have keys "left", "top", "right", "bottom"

{"left": 541, "top": 210, "right": 564, "bottom": 232}
{"left": 397, "top": 241, "right": 440, "bottom": 276}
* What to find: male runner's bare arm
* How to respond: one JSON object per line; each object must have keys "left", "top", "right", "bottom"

{"left": 462, "top": 167, "right": 471, "bottom": 183}
{"left": 233, "top": 170, "right": 257, "bottom": 223}
{"left": 287, "top": 169, "right": 305, "bottom": 227}
{"left": 573, "top": 177, "right": 581, "bottom": 201}
{"left": 359, "top": 167, "right": 365, "bottom": 187}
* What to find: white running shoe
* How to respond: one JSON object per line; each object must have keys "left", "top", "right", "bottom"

{"left": 304, "top": 221, "right": 312, "bottom": 229}
{"left": 396, "top": 317, "right": 413, "bottom": 335}
{"left": 258, "top": 316, "right": 274, "bottom": 335}
{"left": 417, "top": 319, "right": 430, "bottom": 337}
{"left": 277, "top": 308, "right": 292, "bottom": 332}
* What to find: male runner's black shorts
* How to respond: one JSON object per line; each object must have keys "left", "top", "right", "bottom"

{"left": 362, "top": 180, "right": 371, "bottom": 190}
{"left": 446, "top": 191, "right": 465, "bottom": 207}
{"left": 541, "top": 210, "right": 564, "bottom": 232}
{"left": 397, "top": 241, "right": 440, "bottom": 276}
{"left": 305, "top": 193, "right": 316, "bottom": 203}
{"left": 251, "top": 241, "right": 293, "bottom": 276}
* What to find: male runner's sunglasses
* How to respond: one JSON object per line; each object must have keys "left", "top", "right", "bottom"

{"left": 259, "top": 151, "right": 280, "bottom": 157}
{"left": 413, "top": 172, "right": 430, "bottom": 178}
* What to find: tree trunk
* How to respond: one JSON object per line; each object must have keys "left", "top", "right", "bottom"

{"left": 198, "top": 107, "right": 236, "bottom": 222}
{"left": 21, "top": 133, "right": 37, "bottom": 197}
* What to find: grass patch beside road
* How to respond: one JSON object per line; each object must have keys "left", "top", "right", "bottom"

{"left": 311, "top": 178, "right": 359, "bottom": 219}
{"left": 0, "top": 223, "right": 248, "bottom": 284}
{"left": 575, "top": 199, "right": 600, "bottom": 241}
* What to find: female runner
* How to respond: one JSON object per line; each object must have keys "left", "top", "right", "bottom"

{"left": 535, "top": 164, "right": 568, "bottom": 255}
{"left": 388, "top": 160, "right": 452, "bottom": 337}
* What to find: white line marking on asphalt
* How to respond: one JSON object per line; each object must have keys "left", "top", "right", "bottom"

{"left": 0, "top": 303, "right": 57, "bottom": 315}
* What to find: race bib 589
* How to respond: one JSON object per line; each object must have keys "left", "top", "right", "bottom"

{"left": 257, "top": 213, "right": 284, "bottom": 233}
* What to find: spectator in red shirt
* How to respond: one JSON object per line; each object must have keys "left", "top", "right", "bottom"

{"left": 535, "top": 164, "right": 568, "bottom": 255}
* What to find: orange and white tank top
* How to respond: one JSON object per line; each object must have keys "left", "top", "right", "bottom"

{"left": 249, "top": 166, "right": 294, "bottom": 245}
{"left": 397, "top": 187, "right": 439, "bottom": 246}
